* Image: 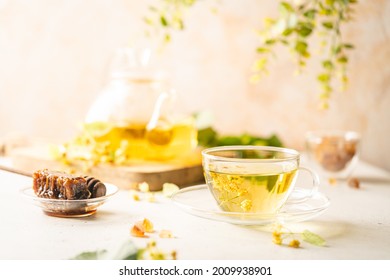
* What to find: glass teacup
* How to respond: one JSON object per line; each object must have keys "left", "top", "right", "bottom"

{"left": 202, "top": 146, "right": 319, "bottom": 215}
{"left": 305, "top": 130, "right": 360, "bottom": 182}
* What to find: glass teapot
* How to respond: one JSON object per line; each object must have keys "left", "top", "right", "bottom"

{"left": 81, "top": 47, "right": 197, "bottom": 162}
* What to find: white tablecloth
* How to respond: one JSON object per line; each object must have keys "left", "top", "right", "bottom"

{"left": 0, "top": 158, "right": 389, "bottom": 260}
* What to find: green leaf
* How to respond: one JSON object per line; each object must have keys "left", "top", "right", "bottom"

{"left": 322, "top": 60, "right": 333, "bottom": 70}
{"left": 253, "top": 57, "right": 268, "bottom": 71}
{"left": 280, "top": 39, "right": 289, "bottom": 45}
{"left": 295, "top": 41, "right": 308, "bottom": 56}
{"left": 217, "top": 136, "right": 243, "bottom": 146}
{"left": 265, "top": 39, "right": 276, "bottom": 45}
{"left": 267, "top": 134, "right": 283, "bottom": 147}
{"left": 108, "top": 240, "right": 138, "bottom": 260}
{"left": 303, "top": 9, "right": 317, "bottom": 19}
{"left": 337, "top": 56, "right": 348, "bottom": 64}
{"left": 297, "top": 22, "right": 313, "bottom": 37}
{"left": 322, "top": 22, "right": 334, "bottom": 29}
{"left": 333, "top": 45, "right": 342, "bottom": 54}
{"left": 160, "top": 15, "right": 168, "bottom": 27}
{"left": 69, "top": 240, "right": 138, "bottom": 260}
{"left": 197, "top": 127, "right": 284, "bottom": 148}
{"left": 282, "top": 28, "right": 294, "bottom": 36}
{"left": 70, "top": 250, "right": 107, "bottom": 260}
{"left": 302, "top": 230, "right": 326, "bottom": 246}
{"left": 325, "top": 0, "right": 335, "bottom": 6}
{"left": 197, "top": 127, "right": 218, "bottom": 147}
{"left": 256, "top": 47, "right": 269, "bottom": 53}
{"left": 318, "top": 73, "right": 330, "bottom": 83}
{"left": 280, "top": 2, "right": 294, "bottom": 13}
{"left": 343, "top": 43, "right": 354, "bottom": 49}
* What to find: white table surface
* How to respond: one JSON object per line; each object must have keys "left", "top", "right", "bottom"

{"left": 1, "top": 158, "right": 390, "bottom": 260}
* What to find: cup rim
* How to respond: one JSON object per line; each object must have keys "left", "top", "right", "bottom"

{"left": 201, "top": 145, "right": 299, "bottom": 163}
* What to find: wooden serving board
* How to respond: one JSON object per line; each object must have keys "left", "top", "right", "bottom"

{"left": 9, "top": 144, "right": 205, "bottom": 191}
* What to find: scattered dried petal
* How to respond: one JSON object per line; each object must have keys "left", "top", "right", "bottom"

{"left": 130, "top": 224, "right": 146, "bottom": 238}
{"left": 159, "top": 229, "right": 174, "bottom": 238}
{"left": 138, "top": 182, "right": 150, "bottom": 193}
{"left": 146, "top": 192, "right": 156, "bottom": 202}
{"left": 272, "top": 230, "right": 282, "bottom": 245}
{"left": 162, "top": 183, "right": 180, "bottom": 197}
{"left": 348, "top": 177, "right": 360, "bottom": 189}
{"left": 328, "top": 177, "right": 337, "bottom": 185}
{"left": 143, "top": 219, "right": 154, "bottom": 233}
{"left": 288, "top": 239, "right": 300, "bottom": 248}
{"left": 135, "top": 218, "right": 154, "bottom": 233}
{"left": 129, "top": 190, "right": 140, "bottom": 201}
{"left": 139, "top": 240, "right": 176, "bottom": 260}
{"left": 273, "top": 236, "right": 282, "bottom": 245}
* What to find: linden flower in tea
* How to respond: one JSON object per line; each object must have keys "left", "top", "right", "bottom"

{"left": 207, "top": 169, "right": 297, "bottom": 213}
{"left": 202, "top": 146, "right": 306, "bottom": 215}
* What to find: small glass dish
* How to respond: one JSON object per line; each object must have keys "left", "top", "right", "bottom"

{"left": 21, "top": 183, "right": 118, "bottom": 218}
{"left": 305, "top": 130, "right": 360, "bottom": 180}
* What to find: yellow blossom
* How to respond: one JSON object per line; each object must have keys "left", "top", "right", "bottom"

{"left": 129, "top": 190, "right": 140, "bottom": 201}
{"left": 289, "top": 239, "right": 301, "bottom": 248}
{"left": 272, "top": 231, "right": 282, "bottom": 245}
{"left": 240, "top": 199, "right": 252, "bottom": 212}
{"left": 136, "top": 218, "right": 154, "bottom": 233}
{"left": 162, "top": 183, "right": 180, "bottom": 197}
{"left": 138, "top": 182, "right": 150, "bottom": 192}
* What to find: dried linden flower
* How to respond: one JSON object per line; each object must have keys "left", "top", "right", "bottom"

{"left": 138, "top": 182, "right": 150, "bottom": 193}
{"left": 162, "top": 183, "right": 180, "bottom": 197}
{"left": 288, "top": 239, "right": 301, "bottom": 248}
{"left": 348, "top": 177, "right": 360, "bottom": 189}
{"left": 272, "top": 231, "right": 282, "bottom": 245}
{"left": 131, "top": 218, "right": 154, "bottom": 237}
{"left": 146, "top": 192, "right": 156, "bottom": 202}
{"left": 130, "top": 224, "right": 146, "bottom": 238}
{"left": 135, "top": 218, "right": 154, "bottom": 233}
{"left": 328, "top": 177, "right": 337, "bottom": 185}
{"left": 143, "top": 218, "right": 154, "bottom": 233}
{"left": 129, "top": 190, "right": 140, "bottom": 201}
{"left": 137, "top": 240, "right": 177, "bottom": 260}
{"left": 159, "top": 229, "right": 174, "bottom": 238}
{"left": 240, "top": 199, "right": 252, "bottom": 212}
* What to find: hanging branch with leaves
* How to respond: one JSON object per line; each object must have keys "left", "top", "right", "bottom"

{"left": 251, "top": 0, "right": 357, "bottom": 109}
{"left": 143, "top": 0, "right": 198, "bottom": 43}
{"left": 143, "top": 0, "right": 357, "bottom": 109}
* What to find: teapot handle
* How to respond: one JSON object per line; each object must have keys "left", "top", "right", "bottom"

{"left": 147, "top": 90, "right": 176, "bottom": 130}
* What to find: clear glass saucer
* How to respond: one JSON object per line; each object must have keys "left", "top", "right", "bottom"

{"left": 21, "top": 183, "right": 118, "bottom": 218}
{"left": 171, "top": 185, "right": 330, "bottom": 225}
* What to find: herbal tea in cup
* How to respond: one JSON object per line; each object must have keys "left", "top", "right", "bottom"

{"left": 202, "top": 146, "right": 319, "bottom": 215}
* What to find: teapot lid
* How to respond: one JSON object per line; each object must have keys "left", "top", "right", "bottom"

{"left": 109, "top": 47, "right": 167, "bottom": 82}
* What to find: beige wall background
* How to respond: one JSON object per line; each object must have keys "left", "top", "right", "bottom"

{"left": 0, "top": 0, "right": 389, "bottom": 170}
